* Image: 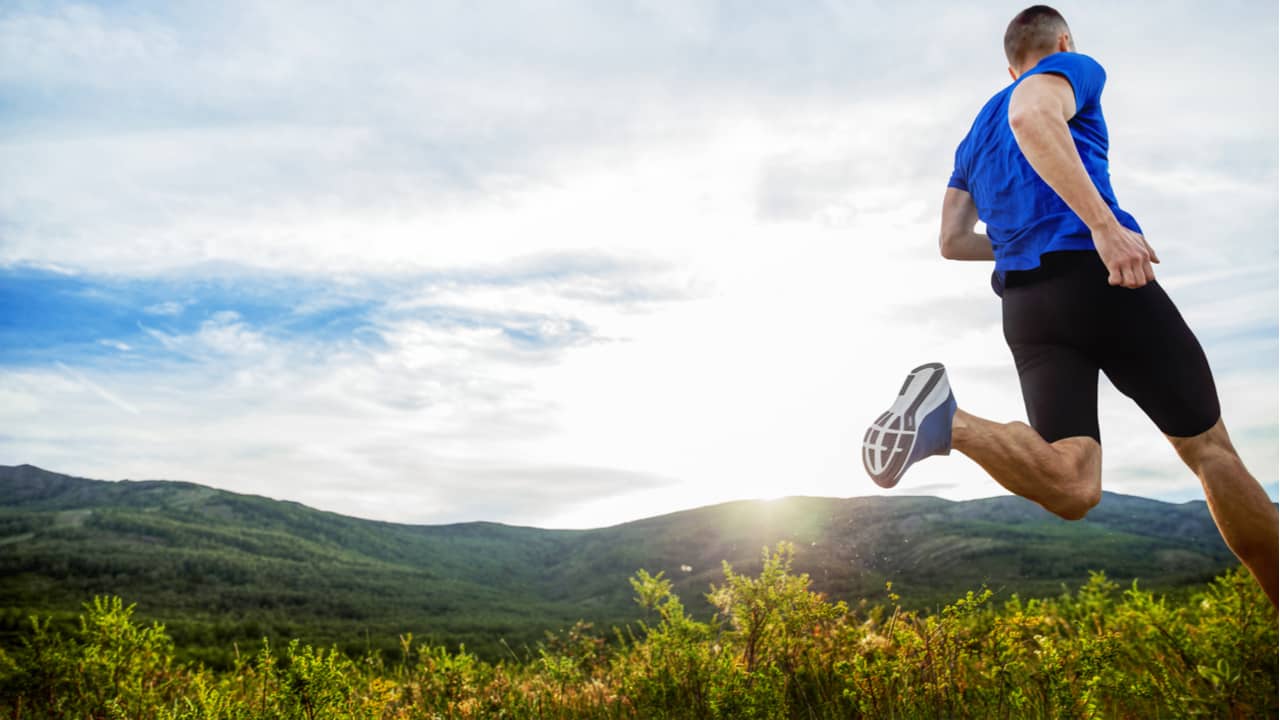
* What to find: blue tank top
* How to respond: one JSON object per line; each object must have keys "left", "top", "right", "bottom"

{"left": 947, "top": 52, "right": 1142, "bottom": 294}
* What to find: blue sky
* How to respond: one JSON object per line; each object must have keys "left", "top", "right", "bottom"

{"left": 0, "top": 259, "right": 662, "bottom": 367}
{"left": 1, "top": 1, "right": 1275, "bottom": 527}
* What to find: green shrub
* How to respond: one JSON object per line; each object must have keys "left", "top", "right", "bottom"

{"left": 3, "top": 596, "right": 182, "bottom": 718}
{"left": 0, "top": 549, "right": 1274, "bottom": 719}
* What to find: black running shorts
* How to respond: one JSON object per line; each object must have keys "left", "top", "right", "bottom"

{"left": 1001, "top": 251, "right": 1221, "bottom": 443}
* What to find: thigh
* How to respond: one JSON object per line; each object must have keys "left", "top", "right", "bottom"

{"left": 1008, "top": 341, "right": 1101, "bottom": 442}
{"left": 1098, "top": 281, "right": 1221, "bottom": 438}
{"left": 1002, "top": 261, "right": 1103, "bottom": 443}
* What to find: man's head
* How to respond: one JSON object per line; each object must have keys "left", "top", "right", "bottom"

{"left": 1004, "top": 5, "right": 1074, "bottom": 79}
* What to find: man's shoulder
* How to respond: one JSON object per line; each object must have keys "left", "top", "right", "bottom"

{"left": 1024, "top": 52, "right": 1109, "bottom": 112}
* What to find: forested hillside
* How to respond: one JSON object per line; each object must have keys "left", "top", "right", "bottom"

{"left": 0, "top": 464, "right": 1238, "bottom": 665}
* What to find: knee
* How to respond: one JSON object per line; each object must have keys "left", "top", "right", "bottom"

{"left": 1078, "top": 482, "right": 1102, "bottom": 518}
{"left": 1046, "top": 437, "right": 1102, "bottom": 521}
{"left": 1170, "top": 420, "right": 1235, "bottom": 474}
{"left": 1181, "top": 442, "right": 1243, "bottom": 480}
{"left": 1053, "top": 485, "right": 1100, "bottom": 521}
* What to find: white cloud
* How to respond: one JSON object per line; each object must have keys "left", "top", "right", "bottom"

{"left": 54, "top": 362, "right": 140, "bottom": 416}
{"left": 0, "top": 0, "right": 1274, "bottom": 526}
{"left": 142, "top": 301, "right": 187, "bottom": 317}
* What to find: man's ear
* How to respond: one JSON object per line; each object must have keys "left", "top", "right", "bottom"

{"left": 1058, "top": 33, "right": 1072, "bottom": 52}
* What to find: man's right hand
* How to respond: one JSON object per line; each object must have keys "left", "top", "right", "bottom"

{"left": 1092, "top": 221, "right": 1159, "bottom": 288}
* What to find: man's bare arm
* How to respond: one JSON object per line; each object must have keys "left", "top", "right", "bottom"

{"left": 939, "top": 187, "right": 994, "bottom": 260}
{"left": 1008, "top": 73, "right": 1159, "bottom": 288}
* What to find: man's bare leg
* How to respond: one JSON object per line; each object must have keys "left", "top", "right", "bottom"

{"left": 1167, "top": 419, "right": 1279, "bottom": 607}
{"left": 950, "top": 408, "right": 1102, "bottom": 521}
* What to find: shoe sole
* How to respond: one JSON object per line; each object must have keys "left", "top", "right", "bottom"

{"left": 863, "top": 363, "right": 949, "bottom": 489}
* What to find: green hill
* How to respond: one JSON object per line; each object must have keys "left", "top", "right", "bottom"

{"left": 0, "top": 464, "right": 1237, "bottom": 665}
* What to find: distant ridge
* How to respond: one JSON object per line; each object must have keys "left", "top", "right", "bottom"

{"left": 0, "top": 464, "right": 1237, "bottom": 663}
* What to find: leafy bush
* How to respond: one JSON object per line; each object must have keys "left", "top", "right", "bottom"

{"left": 0, "top": 545, "right": 1274, "bottom": 719}
{"left": 2, "top": 596, "right": 182, "bottom": 718}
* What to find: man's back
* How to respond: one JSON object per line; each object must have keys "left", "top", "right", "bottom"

{"left": 948, "top": 51, "right": 1141, "bottom": 277}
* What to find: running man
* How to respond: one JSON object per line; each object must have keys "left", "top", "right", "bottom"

{"left": 862, "top": 5, "right": 1278, "bottom": 606}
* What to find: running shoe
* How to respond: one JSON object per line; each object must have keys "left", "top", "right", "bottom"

{"left": 862, "top": 362, "right": 957, "bottom": 489}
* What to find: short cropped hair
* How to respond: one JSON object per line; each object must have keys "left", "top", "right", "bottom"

{"left": 1004, "top": 5, "right": 1070, "bottom": 67}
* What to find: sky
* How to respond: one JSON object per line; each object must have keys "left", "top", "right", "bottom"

{"left": 1, "top": 1, "right": 1276, "bottom": 529}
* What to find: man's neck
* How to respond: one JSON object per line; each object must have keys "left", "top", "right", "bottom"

{"left": 1015, "top": 51, "right": 1061, "bottom": 79}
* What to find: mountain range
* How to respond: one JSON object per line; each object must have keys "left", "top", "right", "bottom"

{"left": 0, "top": 463, "right": 1239, "bottom": 665}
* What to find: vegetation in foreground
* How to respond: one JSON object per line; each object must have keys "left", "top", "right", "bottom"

{"left": 1, "top": 544, "right": 1275, "bottom": 720}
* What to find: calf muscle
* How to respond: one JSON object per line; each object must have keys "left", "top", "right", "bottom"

{"left": 951, "top": 409, "right": 1101, "bottom": 521}
{"left": 1169, "top": 420, "right": 1279, "bottom": 607}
